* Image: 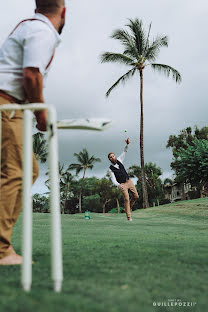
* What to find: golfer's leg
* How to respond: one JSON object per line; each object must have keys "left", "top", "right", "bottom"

{"left": 129, "top": 179, "right": 139, "bottom": 209}
{"left": 120, "top": 183, "right": 131, "bottom": 219}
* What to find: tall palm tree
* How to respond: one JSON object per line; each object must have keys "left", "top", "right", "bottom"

{"left": 33, "top": 132, "right": 47, "bottom": 163}
{"left": 101, "top": 18, "right": 181, "bottom": 208}
{"left": 68, "top": 149, "right": 101, "bottom": 212}
{"left": 60, "top": 171, "right": 74, "bottom": 214}
{"left": 45, "top": 162, "right": 71, "bottom": 191}
{"left": 45, "top": 163, "right": 75, "bottom": 213}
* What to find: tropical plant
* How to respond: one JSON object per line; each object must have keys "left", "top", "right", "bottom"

{"left": 128, "top": 162, "right": 165, "bottom": 207}
{"left": 111, "top": 186, "right": 123, "bottom": 213}
{"left": 45, "top": 162, "right": 70, "bottom": 190}
{"left": 68, "top": 149, "right": 101, "bottom": 212}
{"left": 45, "top": 162, "right": 76, "bottom": 213}
{"left": 167, "top": 126, "right": 208, "bottom": 199}
{"left": 33, "top": 132, "right": 47, "bottom": 163}
{"left": 60, "top": 171, "right": 74, "bottom": 214}
{"left": 101, "top": 18, "right": 181, "bottom": 208}
{"left": 82, "top": 194, "right": 101, "bottom": 213}
{"left": 167, "top": 126, "right": 208, "bottom": 156}
{"left": 95, "top": 178, "right": 113, "bottom": 213}
{"left": 106, "top": 171, "right": 123, "bottom": 213}
{"left": 171, "top": 139, "right": 208, "bottom": 196}
{"left": 33, "top": 193, "right": 49, "bottom": 213}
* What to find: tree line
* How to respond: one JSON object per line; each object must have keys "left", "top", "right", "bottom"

{"left": 32, "top": 124, "right": 208, "bottom": 214}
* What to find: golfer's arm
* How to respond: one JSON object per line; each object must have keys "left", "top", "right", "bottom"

{"left": 119, "top": 145, "right": 128, "bottom": 163}
{"left": 110, "top": 170, "right": 119, "bottom": 186}
{"left": 23, "top": 67, "right": 44, "bottom": 103}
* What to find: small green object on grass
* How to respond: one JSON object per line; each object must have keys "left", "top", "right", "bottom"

{"left": 84, "top": 211, "right": 91, "bottom": 220}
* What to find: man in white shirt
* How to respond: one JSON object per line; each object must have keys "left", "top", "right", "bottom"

{"left": 108, "top": 138, "right": 139, "bottom": 221}
{"left": 0, "top": 0, "right": 66, "bottom": 265}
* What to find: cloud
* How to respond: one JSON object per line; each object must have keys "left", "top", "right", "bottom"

{"left": 1, "top": 0, "right": 207, "bottom": 193}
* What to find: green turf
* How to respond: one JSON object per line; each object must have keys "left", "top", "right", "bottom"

{"left": 0, "top": 198, "right": 207, "bottom": 312}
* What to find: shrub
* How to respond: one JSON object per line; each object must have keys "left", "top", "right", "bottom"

{"left": 109, "top": 207, "right": 125, "bottom": 214}
{"left": 82, "top": 194, "right": 102, "bottom": 212}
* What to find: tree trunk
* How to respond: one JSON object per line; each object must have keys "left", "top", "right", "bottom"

{"left": 200, "top": 184, "right": 204, "bottom": 198}
{"left": 79, "top": 168, "right": 86, "bottom": 213}
{"left": 139, "top": 70, "right": 149, "bottom": 208}
{"left": 116, "top": 198, "right": 120, "bottom": 213}
{"left": 102, "top": 202, "right": 106, "bottom": 214}
{"left": 63, "top": 182, "right": 70, "bottom": 214}
{"left": 79, "top": 193, "right": 82, "bottom": 213}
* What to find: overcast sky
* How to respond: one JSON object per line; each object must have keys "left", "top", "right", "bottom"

{"left": 1, "top": 1, "right": 208, "bottom": 194}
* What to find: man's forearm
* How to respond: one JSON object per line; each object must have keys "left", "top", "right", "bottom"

{"left": 23, "top": 67, "right": 44, "bottom": 103}
{"left": 124, "top": 144, "right": 128, "bottom": 153}
{"left": 23, "top": 67, "right": 47, "bottom": 131}
{"left": 118, "top": 145, "right": 128, "bottom": 163}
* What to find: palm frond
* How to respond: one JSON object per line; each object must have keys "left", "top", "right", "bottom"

{"left": 100, "top": 52, "right": 135, "bottom": 66}
{"left": 110, "top": 29, "right": 139, "bottom": 59}
{"left": 68, "top": 163, "right": 83, "bottom": 175}
{"left": 145, "top": 36, "right": 168, "bottom": 61}
{"left": 73, "top": 152, "right": 85, "bottom": 164}
{"left": 106, "top": 67, "right": 137, "bottom": 97}
{"left": 144, "top": 22, "right": 152, "bottom": 54}
{"left": 33, "top": 132, "right": 48, "bottom": 163}
{"left": 88, "top": 156, "right": 101, "bottom": 164}
{"left": 151, "top": 63, "right": 182, "bottom": 83}
{"left": 126, "top": 18, "right": 146, "bottom": 56}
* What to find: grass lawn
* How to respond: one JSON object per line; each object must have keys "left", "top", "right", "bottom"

{"left": 0, "top": 198, "right": 207, "bottom": 312}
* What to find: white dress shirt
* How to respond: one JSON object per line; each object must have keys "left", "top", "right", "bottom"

{"left": 0, "top": 13, "right": 61, "bottom": 101}
{"left": 109, "top": 145, "right": 128, "bottom": 186}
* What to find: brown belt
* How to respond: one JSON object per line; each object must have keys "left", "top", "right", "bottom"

{"left": 0, "top": 90, "right": 25, "bottom": 104}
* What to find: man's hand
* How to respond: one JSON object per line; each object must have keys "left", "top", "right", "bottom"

{"left": 125, "top": 137, "right": 130, "bottom": 145}
{"left": 34, "top": 110, "right": 48, "bottom": 132}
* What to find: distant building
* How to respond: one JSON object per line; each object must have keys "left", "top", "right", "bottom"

{"left": 169, "top": 182, "right": 192, "bottom": 202}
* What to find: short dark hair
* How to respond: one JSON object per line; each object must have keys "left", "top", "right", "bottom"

{"left": 108, "top": 152, "right": 115, "bottom": 159}
{"left": 35, "top": 0, "right": 64, "bottom": 14}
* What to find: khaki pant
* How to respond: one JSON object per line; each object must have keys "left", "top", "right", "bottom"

{"left": 0, "top": 97, "right": 39, "bottom": 259}
{"left": 119, "top": 179, "right": 139, "bottom": 219}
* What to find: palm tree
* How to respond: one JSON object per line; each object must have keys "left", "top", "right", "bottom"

{"left": 101, "top": 18, "right": 181, "bottom": 208}
{"left": 33, "top": 132, "right": 47, "bottom": 163}
{"left": 45, "top": 162, "right": 68, "bottom": 184}
{"left": 60, "top": 171, "right": 74, "bottom": 214}
{"left": 68, "top": 149, "right": 101, "bottom": 213}
{"left": 45, "top": 162, "right": 75, "bottom": 213}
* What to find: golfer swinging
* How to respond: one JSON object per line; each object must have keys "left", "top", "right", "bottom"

{"left": 108, "top": 138, "right": 139, "bottom": 221}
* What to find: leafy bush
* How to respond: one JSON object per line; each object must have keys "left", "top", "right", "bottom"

{"left": 33, "top": 194, "right": 49, "bottom": 213}
{"left": 64, "top": 198, "right": 79, "bottom": 214}
{"left": 109, "top": 207, "right": 125, "bottom": 213}
{"left": 188, "top": 190, "right": 200, "bottom": 200}
{"left": 82, "top": 194, "right": 102, "bottom": 212}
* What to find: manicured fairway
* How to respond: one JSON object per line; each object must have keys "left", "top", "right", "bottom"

{"left": 0, "top": 198, "right": 207, "bottom": 312}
